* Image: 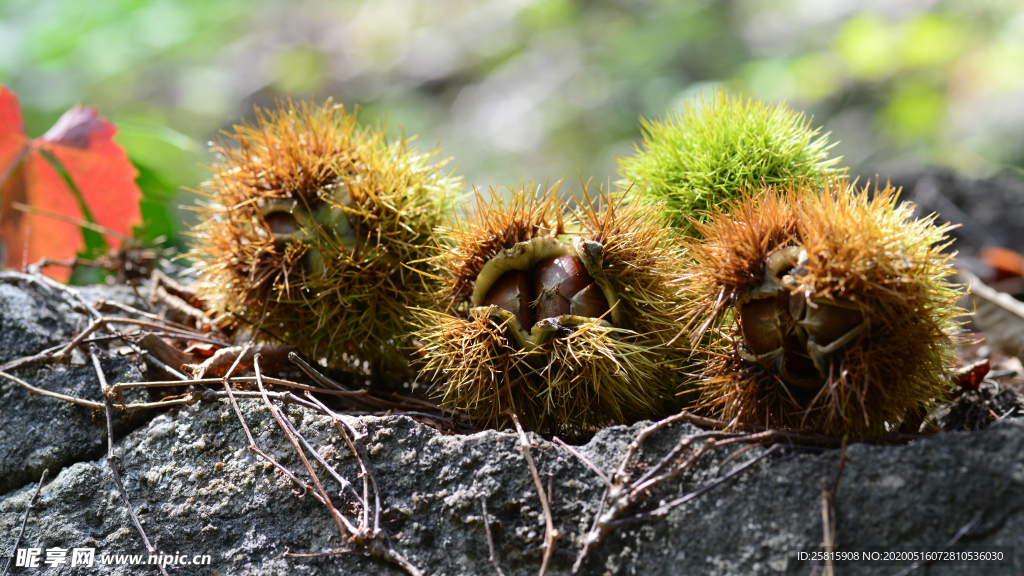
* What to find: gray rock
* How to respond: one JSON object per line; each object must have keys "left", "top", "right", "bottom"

{"left": 0, "top": 358, "right": 147, "bottom": 496}
{"left": 1, "top": 394, "right": 1022, "bottom": 576}
{"left": 2, "top": 277, "right": 1022, "bottom": 575}
{"left": 0, "top": 282, "right": 78, "bottom": 364}
{"left": 0, "top": 281, "right": 148, "bottom": 495}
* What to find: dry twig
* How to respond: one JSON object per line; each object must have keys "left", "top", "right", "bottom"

{"left": 91, "top": 346, "right": 169, "bottom": 576}
{"left": 0, "top": 266, "right": 439, "bottom": 574}
{"left": 511, "top": 413, "right": 560, "bottom": 576}
{"left": 1, "top": 469, "right": 48, "bottom": 576}
{"left": 0, "top": 370, "right": 106, "bottom": 409}
{"left": 572, "top": 417, "right": 783, "bottom": 573}
{"left": 220, "top": 380, "right": 314, "bottom": 496}
{"left": 254, "top": 356, "right": 423, "bottom": 576}
{"left": 821, "top": 438, "right": 848, "bottom": 576}
{"left": 553, "top": 436, "right": 610, "bottom": 486}
{"left": 479, "top": 496, "right": 507, "bottom": 576}
{"left": 253, "top": 355, "right": 358, "bottom": 538}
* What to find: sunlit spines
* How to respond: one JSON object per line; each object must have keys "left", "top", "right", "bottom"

{"left": 435, "top": 184, "right": 568, "bottom": 307}
{"left": 190, "top": 98, "right": 461, "bottom": 373}
{"left": 415, "top": 182, "right": 690, "bottom": 436}
{"left": 682, "top": 180, "right": 965, "bottom": 436}
{"left": 618, "top": 90, "right": 840, "bottom": 236}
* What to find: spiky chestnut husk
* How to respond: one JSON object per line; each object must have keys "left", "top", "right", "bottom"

{"left": 189, "top": 99, "right": 460, "bottom": 372}
{"left": 681, "top": 180, "right": 965, "bottom": 436}
{"left": 617, "top": 90, "right": 841, "bottom": 236}
{"left": 414, "top": 182, "right": 690, "bottom": 435}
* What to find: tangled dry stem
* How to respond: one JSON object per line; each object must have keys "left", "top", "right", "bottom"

{"left": 0, "top": 269, "right": 444, "bottom": 576}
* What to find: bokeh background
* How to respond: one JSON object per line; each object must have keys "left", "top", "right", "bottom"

{"left": 2, "top": 0, "right": 1023, "bottom": 250}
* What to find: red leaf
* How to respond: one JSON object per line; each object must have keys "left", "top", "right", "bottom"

{"left": 38, "top": 103, "right": 142, "bottom": 251}
{"left": 0, "top": 87, "right": 143, "bottom": 280}
{"left": 40, "top": 105, "right": 108, "bottom": 149}
{"left": 0, "top": 153, "right": 86, "bottom": 281}
{"left": 0, "top": 88, "right": 28, "bottom": 187}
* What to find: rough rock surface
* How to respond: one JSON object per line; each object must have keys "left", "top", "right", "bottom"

{"left": 0, "top": 280, "right": 148, "bottom": 495}
{"left": 1, "top": 397, "right": 1023, "bottom": 576}
{"left": 1, "top": 266, "right": 1023, "bottom": 576}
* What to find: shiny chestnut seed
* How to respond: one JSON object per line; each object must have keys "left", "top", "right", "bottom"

{"left": 532, "top": 256, "right": 594, "bottom": 321}
{"left": 799, "top": 300, "right": 864, "bottom": 348}
{"left": 570, "top": 282, "right": 610, "bottom": 319}
{"left": 483, "top": 270, "right": 534, "bottom": 330}
{"left": 264, "top": 211, "right": 302, "bottom": 237}
{"left": 741, "top": 292, "right": 821, "bottom": 383}
{"left": 738, "top": 296, "right": 785, "bottom": 356}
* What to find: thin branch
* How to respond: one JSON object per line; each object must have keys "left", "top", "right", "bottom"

{"left": 55, "top": 317, "right": 209, "bottom": 362}
{"left": 574, "top": 424, "right": 792, "bottom": 574}
{"left": 198, "top": 389, "right": 324, "bottom": 413}
{"left": 221, "top": 336, "right": 257, "bottom": 382}
{"left": 120, "top": 339, "right": 190, "bottom": 381}
{"left": 304, "top": 393, "right": 384, "bottom": 534}
{"left": 0, "top": 367, "right": 207, "bottom": 411}
{"left": 252, "top": 354, "right": 358, "bottom": 538}
{"left": 288, "top": 352, "right": 396, "bottom": 410}
{"left": 274, "top": 406, "right": 362, "bottom": 504}
{"left": 93, "top": 299, "right": 208, "bottom": 337}
{"left": 219, "top": 381, "right": 315, "bottom": 497}
{"left": 91, "top": 347, "right": 169, "bottom": 576}
{"left": 24, "top": 267, "right": 103, "bottom": 320}
{"left": 0, "top": 271, "right": 57, "bottom": 298}
{"left": 151, "top": 284, "right": 209, "bottom": 325}
{"left": 667, "top": 410, "right": 928, "bottom": 446}
{"left": 149, "top": 270, "right": 199, "bottom": 302}
{"left": 821, "top": 438, "right": 848, "bottom": 576}
{"left": 140, "top": 332, "right": 230, "bottom": 347}
{"left": 0, "top": 343, "right": 66, "bottom": 372}
{"left": 289, "top": 353, "right": 446, "bottom": 414}
{"left": 479, "top": 496, "right": 507, "bottom": 576}
{"left": 288, "top": 352, "right": 351, "bottom": 392}
{"left": 110, "top": 376, "right": 368, "bottom": 398}
{"left": 553, "top": 436, "right": 610, "bottom": 486}
{"left": 631, "top": 432, "right": 737, "bottom": 492}
{"left": 13, "top": 201, "right": 134, "bottom": 242}
{"left": 511, "top": 413, "right": 559, "bottom": 576}
{"left": 612, "top": 411, "right": 707, "bottom": 483}
{"left": 608, "top": 444, "right": 782, "bottom": 529}
{"left": 285, "top": 389, "right": 422, "bottom": 576}
{"left": 0, "top": 370, "right": 105, "bottom": 409}
{"left": 1, "top": 469, "right": 48, "bottom": 576}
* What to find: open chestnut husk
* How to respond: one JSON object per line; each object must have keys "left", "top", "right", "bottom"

{"left": 681, "top": 180, "right": 965, "bottom": 436}
{"left": 415, "top": 182, "right": 690, "bottom": 436}
{"left": 190, "top": 99, "right": 460, "bottom": 374}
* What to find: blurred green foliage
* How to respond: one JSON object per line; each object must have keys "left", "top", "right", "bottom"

{"left": 1, "top": 0, "right": 1023, "bottom": 252}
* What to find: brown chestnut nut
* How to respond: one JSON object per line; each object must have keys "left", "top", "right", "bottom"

{"left": 482, "top": 270, "right": 533, "bottom": 330}
{"left": 264, "top": 211, "right": 302, "bottom": 237}
{"left": 570, "top": 282, "right": 610, "bottom": 319}
{"left": 532, "top": 256, "right": 593, "bottom": 321}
